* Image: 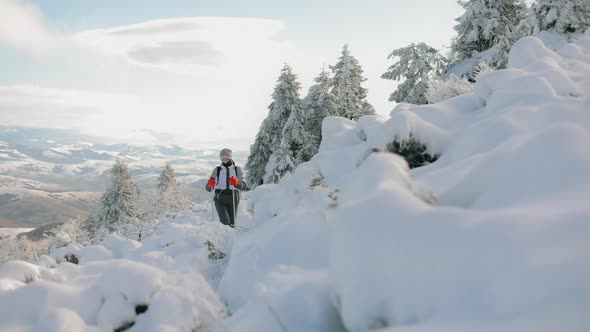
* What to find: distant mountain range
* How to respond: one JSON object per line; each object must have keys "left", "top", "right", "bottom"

{"left": 0, "top": 127, "right": 248, "bottom": 227}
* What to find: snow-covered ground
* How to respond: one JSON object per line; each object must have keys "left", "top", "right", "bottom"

{"left": 220, "top": 33, "right": 590, "bottom": 331}
{"left": 0, "top": 211, "right": 234, "bottom": 332}
{"left": 0, "top": 33, "right": 589, "bottom": 331}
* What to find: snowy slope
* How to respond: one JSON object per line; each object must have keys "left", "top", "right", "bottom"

{"left": 0, "top": 212, "right": 232, "bottom": 332}
{"left": 0, "top": 33, "right": 589, "bottom": 331}
{"left": 217, "top": 34, "right": 590, "bottom": 331}
{"left": 0, "top": 185, "right": 101, "bottom": 227}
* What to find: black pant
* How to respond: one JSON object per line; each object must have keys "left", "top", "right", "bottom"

{"left": 214, "top": 190, "right": 239, "bottom": 227}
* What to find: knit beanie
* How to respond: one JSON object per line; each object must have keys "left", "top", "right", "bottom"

{"left": 219, "top": 148, "right": 232, "bottom": 159}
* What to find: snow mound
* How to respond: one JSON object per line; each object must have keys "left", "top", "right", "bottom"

{"left": 0, "top": 213, "right": 232, "bottom": 331}
{"left": 218, "top": 34, "right": 590, "bottom": 331}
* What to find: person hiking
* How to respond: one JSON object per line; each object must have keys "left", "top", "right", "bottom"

{"left": 205, "top": 148, "right": 247, "bottom": 227}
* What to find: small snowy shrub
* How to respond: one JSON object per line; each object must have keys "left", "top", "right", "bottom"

{"left": 0, "top": 236, "right": 37, "bottom": 265}
{"left": 206, "top": 240, "right": 225, "bottom": 261}
{"left": 426, "top": 75, "right": 474, "bottom": 104}
{"left": 49, "top": 216, "right": 92, "bottom": 250}
{"left": 64, "top": 253, "right": 80, "bottom": 265}
{"left": 426, "top": 63, "right": 494, "bottom": 104}
{"left": 386, "top": 136, "right": 439, "bottom": 168}
{"left": 309, "top": 172, "right": 326, "bottom": 188}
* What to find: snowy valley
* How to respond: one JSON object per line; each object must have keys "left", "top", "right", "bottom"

{"left": 0, "top": 30, "right": 589, "bottom": 332}
{"left": 0, "top": 127, "right": 245, "bottom": 227}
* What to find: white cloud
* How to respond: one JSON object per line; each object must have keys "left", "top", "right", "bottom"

{"left": 64, "top": 17, "right": 322, "bottom": 146}
{"left": 2, "top": 15, "right": 402, "bottom": 149}
{"left": 73, "top": 17, "right": 312, "bottom": 79}
{"left": 0, "top": 0, "right": 59, "bottom": 53}
{"left": 127, "top": 41, "right": 224, "bottom": 65}
{"left": 0, "top": 16, "right": 326, "bottom": 148}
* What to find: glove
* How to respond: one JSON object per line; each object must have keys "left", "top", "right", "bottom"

{"left": 207, "top": 177, "right": 216, "bottom": 187}
{"left": 229, "top": 176, "right": 239, "bottom": 186}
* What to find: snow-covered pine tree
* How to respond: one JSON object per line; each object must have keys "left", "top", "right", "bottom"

{"left": 246, "top": 64, "right": 304, "bottom": 187}
{"left": 303, "top": 68, "right": 338, "bottom": 158}
{"left": 262, "top": 65, "right": 311, "bottom": 183}
{"left": 381, "top": 43, "right": 448, "bottom": 105}
{"left": 283, "top": 107, "right": 311, "bottom": 165}
{"left": 281, "top": 99, "right": 313, "bottom": 165}
{"left": 97, "top": 159, "right": 143, "bottom": 235}
{"left": 362, "top": 101, "right": 376, "bottom": 118}
{"left": 158, "top": 163, "right": 177, "bottom": 193}
{"left": 263, "top": 148, "right": 295, "bottom": 184}
{"left": 267, "top": 64, "right": 303, "bottom": 151}
{"left": 157, "top": 163, "right": 190, "bottom": 216}
{"left": 522, "top": 0, "right": 590, "bottom": 36}
{"left": 451, "top": 0, "right": 527, "bottom": 69}
{"left": 245, "top": 122, "right": 274, "bottom": 189}
{"left": 330, "top": 44, "right": 375, "bottom": 120}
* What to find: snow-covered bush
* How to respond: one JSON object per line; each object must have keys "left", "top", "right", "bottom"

{"left": 0, "top": 236, "right": 36, "bottom": 265}
{"left": 49, "top": 217, "right": 92, "bottom": 250}
{"left": 426, "top": 75, "right": 474, "bottom": 104}
{"left": 427, "top": 63, "right": 494, "bottom": 103}
{"left": 386, "top": 135, "right": 439, "bottom": 168}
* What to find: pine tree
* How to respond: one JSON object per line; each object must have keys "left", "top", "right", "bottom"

{"left": 522, "top": 0, "right": 590, "bottom": 36}
{"left": 381, "top": 43, "right": 448, "bottom": 105}
{"left": 246, "top": 64, "right": 304, "bottom": 187}
{"left": 262, "top": 65, "right": 308, "bottom": 183}
{"left": 157, "top": 163, "right": 190, "bottom": 216}
{"left": 267, "top": 64, "right": 303, "bottom": 151}
{"left": 245, "top": 122, "right": 274, "bottom": 188}
{"left": 331, "top": 44, "right": 375, "bottom": 120}
{"left": 303, "top": 69, "right": 338, "bottom": 154}
{"left": 451, "top": 0, "right": 527, "bottom": 69}
{"left": 158, "top": 163, "right": 177, "bottom": 193}
{"left": 97, "top": 159, "right": 143, "bottom": 235}
{"left": 281, "top": 100, "right": 313, "bottom": 165}
{"left": 263, "top": 148, "right": 295, "bottom": 184}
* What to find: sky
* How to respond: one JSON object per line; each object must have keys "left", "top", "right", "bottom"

{"left": 0, "top": 0, "right": 464, "bottom": 149}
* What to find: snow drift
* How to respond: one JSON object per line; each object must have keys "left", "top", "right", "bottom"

{"left": 0, "top": 213, "right": 232, "bottom": 332}
{"left": 218, "top": 34, "right": 590, "bottom": 331}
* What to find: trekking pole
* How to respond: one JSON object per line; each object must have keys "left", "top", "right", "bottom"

{"left": 231, "top": 188, "right": 236, "bottom": 228}
{"left": 211, "top": 193, "right": 215, "bottom": 222}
